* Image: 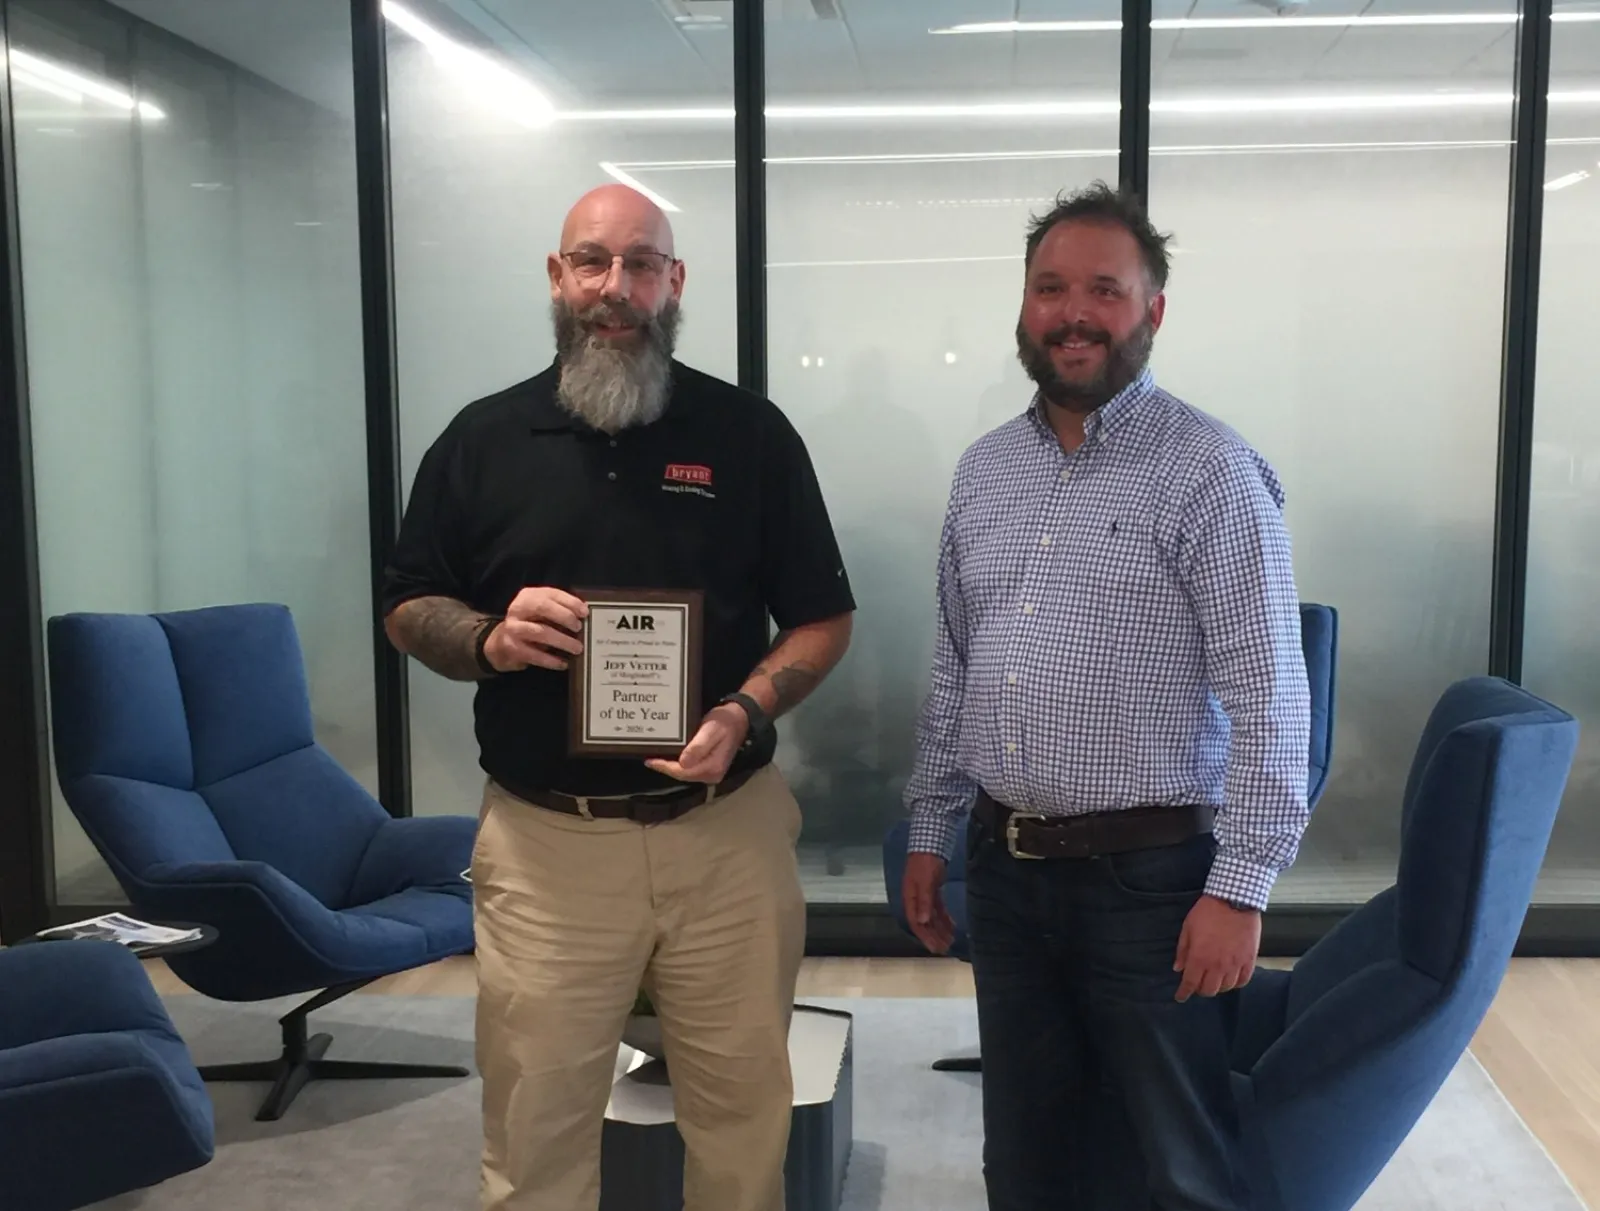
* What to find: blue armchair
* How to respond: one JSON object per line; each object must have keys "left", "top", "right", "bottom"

{"left": 0, "top": 940, "right": 214, "bottom": 1210}
{"left": 1230, "top": 675, "right": 1577, "bottom": 1211}
{"left": 882, "top": 601, "right": 1339, "bottom": 1071}
{"left": 46, "top": 603, "right": 477, "bottom": 1121}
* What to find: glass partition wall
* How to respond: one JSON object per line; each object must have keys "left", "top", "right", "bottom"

{"left": 2, "top": 0, "right": 1595, "bottom": 950}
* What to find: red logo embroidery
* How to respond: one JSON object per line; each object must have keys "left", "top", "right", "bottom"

{"left": 664, "top": 463, "right": 713, "bottom": 486}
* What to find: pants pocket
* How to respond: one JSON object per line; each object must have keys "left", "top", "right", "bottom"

{"left": 1101, "top": 833, "right": 1217, "bottom": 901}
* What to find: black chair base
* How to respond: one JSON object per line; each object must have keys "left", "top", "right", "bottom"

{"left": 197, "top": 979, "right": 469, "bottom": 1121}
{"left": 931, "top": 1046, "right": 981, "bottom": 1073}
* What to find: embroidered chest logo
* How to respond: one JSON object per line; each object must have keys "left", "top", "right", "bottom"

{"left": 662, "top": 463, "right": 716, "bottom": 499}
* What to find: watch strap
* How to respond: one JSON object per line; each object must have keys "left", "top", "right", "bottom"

{"left": 473, "top": 617, "right": 503, "bottom": 677}
{"left": 718, "top": 691, "right": 771, "bottom": 745}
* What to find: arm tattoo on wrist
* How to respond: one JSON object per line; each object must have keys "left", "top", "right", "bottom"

{"left": 390, "top": 596, "right": 491, "bottom": 682}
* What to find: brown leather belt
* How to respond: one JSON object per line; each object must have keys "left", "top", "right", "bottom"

{"left": 498, "top": 768, "right": 756, "bottom": 825}
{"left": 975, "top": 790, "right": 1215, "bottom": 860}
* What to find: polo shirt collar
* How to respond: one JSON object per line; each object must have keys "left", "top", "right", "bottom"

{"left": 1027, "top": 365, "right": 1157, "bottom": 445}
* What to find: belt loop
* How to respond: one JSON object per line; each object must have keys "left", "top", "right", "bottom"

{"left": 576, "top": 796, "right": 593, "bottom": 820}
{"left": 705, "top": 782, "right": 718, "bottom": 804}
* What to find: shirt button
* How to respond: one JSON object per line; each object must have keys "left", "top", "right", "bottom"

{"left": 1040, "top": 535, "right": 1052, "bottom": 547}
{"left": 1059, "top": 469, "right": 1070, "bottom": 483}
{"left": 1005, "top": 742, "right": 1018, "bottom": 754}
{"left": 1022, "top": 603, "right": 1034, "bottom": 615}
{"left": 609, "top": 440, "right": 618, "bottom": 448}
{"left": 1007, "top": 673, "right": 1018, "bottom": 685}
{"left": 607, "top": 471, "right": 618, "bottom": 481}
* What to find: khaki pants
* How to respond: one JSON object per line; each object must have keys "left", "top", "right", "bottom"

{"left": 472, "top": 763, "right": 808, "bottom": 1211}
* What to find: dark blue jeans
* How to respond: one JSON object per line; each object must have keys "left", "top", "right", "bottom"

{"left": 965, "top": 808, "right": 1250, "bottom": 1211}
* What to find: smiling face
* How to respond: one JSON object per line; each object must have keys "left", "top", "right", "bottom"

{"left": 546, "top": 185, "right": 687, "bottom": 432}
{"left": 1015, "top": 218, "right": 1166, "bottom": 415}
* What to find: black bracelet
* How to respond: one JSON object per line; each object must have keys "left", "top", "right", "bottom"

{"left": 473, "top": 617, "right": 503, "bottom": 677}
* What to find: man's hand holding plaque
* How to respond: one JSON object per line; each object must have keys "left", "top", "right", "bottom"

{"left": 569, "top": 589, "right": 704, "bottom": 759}
{"left": 644, "top": 702, "right": 749, "bottom": 784}
{"left": 483, "top": 587, "right": 589, "bottom": 672}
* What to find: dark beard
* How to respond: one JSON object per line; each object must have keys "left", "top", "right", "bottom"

{"left": 551, "top": 296, "right": 681, "bottom": 432}
{"left": 1015, "top": 313, "right": 1154, "bottom": 415}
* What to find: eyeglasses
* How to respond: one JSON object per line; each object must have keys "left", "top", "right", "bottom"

{"left": 560, "top": 248, "right": 677, "bottom": 281}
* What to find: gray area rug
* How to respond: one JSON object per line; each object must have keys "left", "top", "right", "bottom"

{"left": 91, "top": 995, "right": 1581, "bottom": 1210}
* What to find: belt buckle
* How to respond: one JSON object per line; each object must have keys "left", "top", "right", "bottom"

{"left": 1004, "top": 812, "right": 1047, "bottom": 860}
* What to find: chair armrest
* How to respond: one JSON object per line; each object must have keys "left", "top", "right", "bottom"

{"left": 0, "top": 942, "right": 174, "bottom": 1051}
{"left": 347, "top": 815, "right": 476, "bottom": 908}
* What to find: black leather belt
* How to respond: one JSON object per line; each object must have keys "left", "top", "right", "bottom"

{"left": 975, "top": 790, "right": 1215, "bottom": 860}
{"left": 498, "top": 768, "right": 756, "bottom": 825}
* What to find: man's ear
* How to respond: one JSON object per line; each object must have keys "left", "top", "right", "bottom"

{"left": 669, "top": 257, "right": 686, "bottom": 301}
{"left": 548, "top": 253, "right": 563, "bottom": 301}
{"left": 1148, "top": 291, "right": 1166, "bottom": 333}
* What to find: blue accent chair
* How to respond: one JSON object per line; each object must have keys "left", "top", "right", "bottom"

{"left": 883, "top": 602, "right": 1339, "bottom": 1071}
{"left": 46, "top": 603, "right": 477, "bottom": 1121}
{"left": 0, "top": 940, "right": 214, "bottom": 1210}
{"left": 1230, "top": 676, "right": 1577, "bottom": 1211}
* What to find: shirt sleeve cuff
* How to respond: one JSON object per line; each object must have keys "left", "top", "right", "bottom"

{"left": 906, "top": 811, "right": 961, "bottom": 864}
{"left": 1204, "top": 850, "right": 1279, "bottom": 912}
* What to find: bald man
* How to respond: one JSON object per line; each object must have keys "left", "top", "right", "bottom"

{"left": 381, "top": 185, "right": 856, "bottom": 1211}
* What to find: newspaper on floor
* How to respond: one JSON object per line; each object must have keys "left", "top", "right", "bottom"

{"left": 35, "top": 912, "right": 202, "bottom": 950}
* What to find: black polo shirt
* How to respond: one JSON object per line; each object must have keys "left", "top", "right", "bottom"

{"left": 381, "top": 359, "right": 856, "bottom": 798}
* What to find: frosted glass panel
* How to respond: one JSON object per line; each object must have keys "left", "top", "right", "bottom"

{"left": 1148, "top": 0, "right": 1517, "bottom": 903}
{"left": 13, "top": 0, "right": 373, "bottom": 902}
{"left": 1523, "top": 7, "right": 1600, "bottom": 905}
{"left": 764, "top": 3, "right": 1121, "bottom": 902}
{"left": 386, "top": 2, "right": 737, "bottom": 817}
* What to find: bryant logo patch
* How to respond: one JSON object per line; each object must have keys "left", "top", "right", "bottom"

{"left": 662, "top": 463, "right": 716, "bottom": 499}
{"left": 664, "top": 463, "right": 712, "bottom": 485}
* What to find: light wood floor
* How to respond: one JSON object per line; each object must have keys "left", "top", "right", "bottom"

{"left": 144, "top": 956, "right": 1600, "bottom": 1209}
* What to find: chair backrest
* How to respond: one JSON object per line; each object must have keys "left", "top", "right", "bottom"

{"left": 1237, "top": 676, "right": 1576, "bottom": 1211}
{"left": 1298, "top": 603, "right": 1337, "bottom": 807}
{"left": 48, "top": 603, "right": 389, "bottom": 909}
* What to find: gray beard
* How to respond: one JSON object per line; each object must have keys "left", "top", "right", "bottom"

{"left": 551, "top": 297, "right": 681, "bottom": 433}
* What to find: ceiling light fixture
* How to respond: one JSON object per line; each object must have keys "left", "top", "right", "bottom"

{"left": 10, "top": 69, "right": 85, "bottom": 105}
{"left": 598, "top": 161, "right": 682, "bottom": 212}
{"left": 555, "top": 90, "right": 1600, "bottom": 125}
{"left": 8, "top": 48, "right": 163, "bottom": 118}
{"left": 932, "top": 12, "right": 1600, "bottom": 34}
{"left": 1544, "top": 169, "right": 1591, "bottom": 189}
{"left": 382, "top": 0, "right": 554, "bottom": 128}
{"left": 610, "top": 135, "right": 1600, "bottom": 176}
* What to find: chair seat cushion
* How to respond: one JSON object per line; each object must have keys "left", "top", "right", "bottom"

{"left": 344, "top": 887, "right": 477, "bottom": 955}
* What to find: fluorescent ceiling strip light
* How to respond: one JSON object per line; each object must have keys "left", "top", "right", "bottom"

{"left": 1545, "top": 169, "right": 1591, "bottom": 189}
{"left": 382, "top": 0, "right": 554, "bottom": 128}
{"left": 769, "top": 254, "right": 1021, "bottom": 269}
{"left": 934, "top": 12, "right": 1600, "bottom": 33}
{"left": 556, "top": 90, "right": 1600, "bottom": 125}
{"left": 612, "top": 135, "right": 1600, "bottom": 175}
{"left": 598, "top": 161, "right": 681, "bottom": 212}
{"left": 11, "top": 69, "right": 84, "bottom": 104}
{"left": 9, "top": 48, "right": 163, "bottom": 118}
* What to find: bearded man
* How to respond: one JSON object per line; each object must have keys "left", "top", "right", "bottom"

{"left": 900, "top": 182, "right": 1311, "bottom": 1211}
{"left": 382, "top": 184, "right": 855, "bottom": 1211}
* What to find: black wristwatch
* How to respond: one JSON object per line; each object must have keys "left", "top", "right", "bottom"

{"left": 473, "top": 617, "right": 503, "bottom": 678}
{"left": 718, "top": 692, "right": 773, "bottom": 749}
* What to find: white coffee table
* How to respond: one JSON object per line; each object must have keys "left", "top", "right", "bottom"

{"left": 598, "top": 1004, "right": 854, "bottom": 1211}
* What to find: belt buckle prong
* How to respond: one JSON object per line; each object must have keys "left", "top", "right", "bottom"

{"left": 1005, "top": 811, "right": 1047, "bottom": 860}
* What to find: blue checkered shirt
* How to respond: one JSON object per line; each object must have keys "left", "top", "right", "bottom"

{"left": 904, "top": 369, "right": 1311, "bottom": 910}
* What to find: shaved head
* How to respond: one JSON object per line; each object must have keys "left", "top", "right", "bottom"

{"left": 559, "top": 184, "right": 676, "bottom": 259}
{"left": 546, "top": 184, "right": 686, "bottom": 434}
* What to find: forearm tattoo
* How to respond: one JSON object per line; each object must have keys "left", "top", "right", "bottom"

{"left": 753, "top": 631, "right": 823, "bottom": 716}
{"left": 390, "top": 596, "right": 491, "bottom": 681}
